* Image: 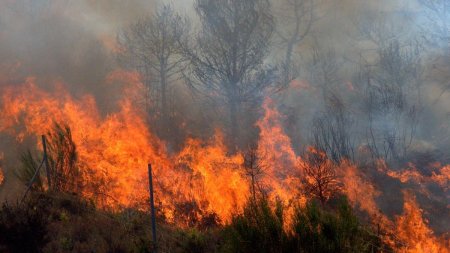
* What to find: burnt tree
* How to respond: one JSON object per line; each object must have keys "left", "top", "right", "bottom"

{"left": 307, "top": 46, "right": 355, "bottom": 162}
{"left": 275, "top": 0, "right": 314, "bottom": 88}
{"left": 118, "top": 4, "right": 188, "bottom": 136}
{"left": 301, "top": 147, "right": 339, "bottom": 206}
{"left": 184, "top": 0, "right": 275, "bottom": 148}
{"left": 243, "top": 145, "right": 264, "bottom": 202}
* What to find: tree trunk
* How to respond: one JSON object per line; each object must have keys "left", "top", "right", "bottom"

{"left": 229, "top": 100, "right": 240, "bottom": 151}
{"left": 160, "top": 63, "right": 168, "bottom": 138}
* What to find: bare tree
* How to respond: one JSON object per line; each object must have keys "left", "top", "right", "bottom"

{"left": 275, "top": 0, "right": 314, "bottom": 88}
{"left": 243, "top": 145, "right": 264, "bottom": 202}
{"left": 183, "top": 0, "right": 275, "bottom": 148}
{"left": 306, "top": 46, "right": 355, "bottom": 162}
{"left": 355, "top": 9, "right": 408, "bottom": 47}
{"left": 357, "top": 40, "right": 422, "bottom": 161}
{"left": 118, "top": 4, "right": 189, "bottom": 133}
{"left": 301, "top": 147, "right": 339, "bottom": 206}
{"left": 312, "top": 96, "right": 355, "bottom": 163}
{"left": 307, "top": 46, "right": 340, "bottom": 99}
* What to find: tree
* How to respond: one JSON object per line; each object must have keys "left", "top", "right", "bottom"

{"left": 184, "top": 0, "right": 275, "bottom": 148}
{"left": 352, "top": 10, "right": 425, "bottom": 162}
{"left": 301, "top": 147, "right": 339, "bottom": 206}
{"left": 312, "top": 96, "right": 355, "bottom": 163}
{"left": 357, "top": 40, "right": 422, "bottom": 161}
{"left": 307, "top": 46, "right": 355, "bottom": 162}
{"left": 118, "top": 4, "right": 188, "bottom": 133}
{"left": 275, "top": 0, "right": 314, "bottom": 88}
{"left": 243, "top": 145, "right": 264, "bottom": 202}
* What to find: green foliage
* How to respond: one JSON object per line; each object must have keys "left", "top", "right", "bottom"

{"left": 0, "top": 183, "right": 381, "bottom": 253}
{"left": 17, "top": 149, "right": 44, "bottom": 191}
{"left": 222, "top": 198, "right": 285, "bottom": 253}
{"left": 222, "top": 196, "right": 382, "bottom": 253}
{"left": 0, "top": 195, "right": 49, "bottom": 252}
{"left": 0, "top": 193, "right": 153, "bottom": 253}
{"left": 16, "top": 123, "right": 82, "bottom": 195}
{"left": 174, "top": 228, "right": 208, "bottom": 253}
{"left": 288, "top": 198, "right": 380, "bottom": 253}
{"left": 46, "top": 123, "right": 81, "bottom": 193}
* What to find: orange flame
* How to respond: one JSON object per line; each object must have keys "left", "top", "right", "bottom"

{"left": 395, "top": 192, "right": 450, "bottom": 253}
{"left": 0, "top": 75, "right": 251, "bottom": 224}
{"left": 339, "top": 161, "right": 381, "bottom": 216}
{"left": 257, "top": 98, "right": 305, "bottom": 203}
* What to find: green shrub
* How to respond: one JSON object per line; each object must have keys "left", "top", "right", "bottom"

{"left": 287, "top": 197, "right": 381, "bottom": 253}
{"left": 222, "top": 197, "right": 285, "bottom": 253}
{"left": 174, "top": 228, "right": 208, "bottom": 253}
{"left": 0, "top": 196, "right": 49, "bottom": 252}
{"left": 17, "top": 149, "right": 44, "bottom": 191}
{"left": 221, "top": 196, "right": 383, "bottom": 253}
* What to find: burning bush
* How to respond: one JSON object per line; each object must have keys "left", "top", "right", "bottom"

{"left": 223, "top": 197, "right": 285, "bottom": 253}
{"left": 222, "top": 196, "right": 383, "bottom": 253}
{"left": 17, "top": 123, "right": 82, "bottom": 195}
{"left": 301, "top": 147, "right": 340, "bottom": 205}
{"left": 45, "top": 123, "right": 82, "bottom": 193}
{"left": 288, "top": 198, "right": 383, "bottom": 253}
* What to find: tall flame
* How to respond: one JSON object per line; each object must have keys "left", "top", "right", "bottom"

{"left": 0, "top": 75, "right": 250, "bottom": 224}
{"left": 395, "top": 192, "right": 449, "bottom": 253}
{"left": 256, "top": 98, "right": 305, "bottom": 210}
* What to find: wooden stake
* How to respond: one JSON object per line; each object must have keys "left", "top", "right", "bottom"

{"left": 148, "top": 164, "right": 157, "bottom": 253}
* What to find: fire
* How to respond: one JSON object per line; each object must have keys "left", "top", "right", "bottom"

{"left": 0, "top": 74, "right": 448, "bottom": 252}
{"left": 0, "top": 84, "right": 306, "bottom": 224}
{"left": 0, "top": 74, "right": 250, "bottom": 224}
{"left": 173, "top": 133, "right": 248, "bottom": 223}
{"left": 257, "top": 98, "right": 305, "bottom": 205}
{"left": 387, "top": 163, "right": 450, "bottom": 192}
{"left": 431, "top": 165, "right": 450, "bottom": 191}
{"left": 378, "top": 160, "right": 449, "bottom": 204}
{"left": 0, "top": 76, "right": 165, "bottom": 208}
{"left": 395, "top": 192, "right": 450, "bottom": 253}
{"left": 338, "top": 161, "right": 381, "bottom": 217}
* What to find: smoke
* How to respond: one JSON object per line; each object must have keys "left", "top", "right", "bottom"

{"left": 0, "top": 0, "right": 449, "bottom": 240}
{"left": 0, "top": 0, "right": 445, "bottom": 162}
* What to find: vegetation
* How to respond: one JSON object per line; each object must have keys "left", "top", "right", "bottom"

{"left": 0, "top": 0, "right": 448, "bottom": 252}
{"left": 17, "top": 123, "right": 82, "bottom": 194}
{"left": 0, "top": 192, "right": 380, "bottom": 253}
{"left": 0, "top": 192, "right": 384, "bottom": 253}
{"left": 222, "top": 196, "right": 383, "bottom": 253}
